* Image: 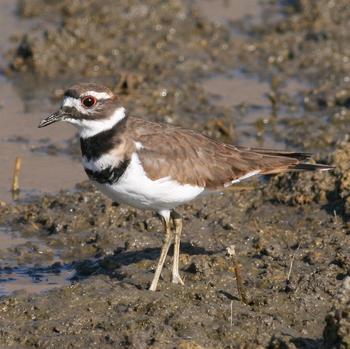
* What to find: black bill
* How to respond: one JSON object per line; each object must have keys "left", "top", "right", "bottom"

{"left": 38, "top": 109, "right": 67, "bottom": 128}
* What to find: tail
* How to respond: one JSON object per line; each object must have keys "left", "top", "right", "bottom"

{"left": 235, "top": 146, "right": 335, "bottom": 175}
{"left": 261, "top": 161, "right": 334, "bottom": 174}
{"left": 236, "top": 146, "right": 312, "bottom": 160}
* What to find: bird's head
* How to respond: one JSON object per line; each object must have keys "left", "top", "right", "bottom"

{"left": 39, "top": 83, "right": 125, "bottom": 138}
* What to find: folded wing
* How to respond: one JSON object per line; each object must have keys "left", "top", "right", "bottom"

{"left": 129, "top": 118, "right": 333, "bottom": 189}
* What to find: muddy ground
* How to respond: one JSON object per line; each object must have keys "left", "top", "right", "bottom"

{"left": 0, "top": 0, "right": 349, "bottom": 348}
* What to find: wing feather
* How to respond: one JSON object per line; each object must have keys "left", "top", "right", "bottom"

{"left": 127, "top": 117, "right": 333, "bottom": 189}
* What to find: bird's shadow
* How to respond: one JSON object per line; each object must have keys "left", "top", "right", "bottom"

{"left": 71, "top": 242, "right": 216, "bottom": 282}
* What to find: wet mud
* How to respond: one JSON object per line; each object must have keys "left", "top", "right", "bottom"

{"left": 0, "top": 0, "right": 349, "bottom": 348}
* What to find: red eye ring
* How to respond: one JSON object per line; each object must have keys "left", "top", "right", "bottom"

{"left": 81, "top": 95, "right": 97, "bottom": 108}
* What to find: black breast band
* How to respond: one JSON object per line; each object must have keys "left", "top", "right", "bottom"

{"left": 84, "top": 159, "right": 130, "bottom": 185}
{"left": 80, "top": 117, "right": 127, "bottom": 161}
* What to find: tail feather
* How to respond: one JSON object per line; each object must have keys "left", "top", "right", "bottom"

{"left": 235, "top": 146, "right": 334, "bottom": 175}
{"left": 237, "top": 147, "right": 312, "bottom": 161}
{"left": 288, "top": 163, "right": 335, "bottom": 172}
{"left": 261, "top": 161, "right": 334, "bottom": 175}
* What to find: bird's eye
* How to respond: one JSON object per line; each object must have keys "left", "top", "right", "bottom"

{"left": 81, "top": 96, "right": 97, "bottom": 108}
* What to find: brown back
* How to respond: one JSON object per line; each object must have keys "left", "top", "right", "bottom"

{"left": 126, "top": 117, "right": 319, "bottom": 189}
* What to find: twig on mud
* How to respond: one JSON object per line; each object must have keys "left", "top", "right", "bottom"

{"left": 227, "top": 184, "right": 257, "bottom": 192}
{"left": 12, "top": 157, "right": 22, "bottom": 200}
{"left": 286, "top": 243, "right": 300, "bottom": 289}
{"left": 227, "top": 245, "right": 248, "bottom": 304}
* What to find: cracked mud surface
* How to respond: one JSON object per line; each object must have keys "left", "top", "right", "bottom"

{"left": 0, "top": 0, "right": 349, "bottom": 348}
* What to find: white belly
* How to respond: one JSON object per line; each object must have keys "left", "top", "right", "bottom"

{"left": 92, "top": 153, "right": 205, "bottom": 211}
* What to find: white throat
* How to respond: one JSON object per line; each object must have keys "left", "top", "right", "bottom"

{"left": 65, "top": 106, "right": 126, "bottom": 139}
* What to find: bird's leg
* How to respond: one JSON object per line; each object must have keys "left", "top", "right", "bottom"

{"left": 171, "top": 211, "right": 184, "bottom": 285}
{"left": 149, "top": 211, "right": 173, "bottom": 291}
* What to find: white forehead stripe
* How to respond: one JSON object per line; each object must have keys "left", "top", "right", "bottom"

{"left": 62, "top": 92, "right": 112, "bottom": 112}
{"left": 63, "top": 96, "right": 78, "bottom": 108}
{"left": 81, "top": 91, "right": 112, "bottom": 99}
{"left": 63, "top": 96, "right": 91, "bottom": 115}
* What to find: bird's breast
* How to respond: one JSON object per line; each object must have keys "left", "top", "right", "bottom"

{"left": 82, "top": 153, "right": 130, "bottom": 185}
{"left": 91, "top": 152, "right": 205, "bottom": 210}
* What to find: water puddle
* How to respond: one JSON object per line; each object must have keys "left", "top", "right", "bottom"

{"left": 203, "top": 73, "right": 270, "bottom": 107}
{"left": 0, "top": 226, "right": 74, "bottom": 296}
{"left": 202, "top": 68, "right": 312, "bottom": 149}
{"left": 0, "top": 0, "right": 85, "bottom": 203}
{"left": 196, "top": 0, "right": 310, "bottom": 150}
{"left": 0, "top": 227, "right": 28, "bottom": 250}
{"left": 202, "top": 70, "right": 286, "bottom": 148}
{"left": 0, "top": 80, "right": 86, "bottom": 203}
{"left": 195, "top": 0, "right": 261, "bottom": 25}
{"left": 0, "top": 265, "right": 74, "bottom": 296}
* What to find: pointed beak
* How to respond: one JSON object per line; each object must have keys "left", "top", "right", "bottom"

{"left": 38, "top": 109, "right": 67, "bottom": 128}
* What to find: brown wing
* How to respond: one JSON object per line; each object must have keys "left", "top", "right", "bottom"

{"left": 128, "top": 117, "right": 332, "bottom": 189}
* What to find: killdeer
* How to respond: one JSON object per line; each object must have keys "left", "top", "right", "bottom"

{"left": 39, "top": 83, "right": 333, "bottom": 291}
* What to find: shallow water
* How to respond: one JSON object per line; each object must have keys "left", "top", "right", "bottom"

{"left": 195, "top": 0, "right": 261, "bottom": 24}
{"left": 0, "top": 0, "right": 85, "bottom": 204}
{"left": 0, "top": 2, "right": 83, "bottom": 293}
{"left": 0, "top": 226, "right": 74, "bottom": 296}
{"left": 0, "top": 265, "right": 74, "bottom": 296}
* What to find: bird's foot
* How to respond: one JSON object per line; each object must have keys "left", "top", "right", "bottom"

{"left": 172, "top": 273, "right": 184, "bottom": 285}
{"left": 149, "top": 281, "right": 158, "bottom": 292}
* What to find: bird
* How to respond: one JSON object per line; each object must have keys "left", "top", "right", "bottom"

{"left": 38, "top": 83, "right": 333, "bottom": 291}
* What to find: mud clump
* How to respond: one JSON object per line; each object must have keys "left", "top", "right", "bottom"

{"left": 265, "top": 139, "right": 350, "bottom": 219}
{"left": 14, "top": 0, "right": 233, "bottom": 79}
{"left": 0, "top": 175, "right": 349, "bottom": 348}
{"left": 323, "top": 277, "right": 350, "bottom": 349}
